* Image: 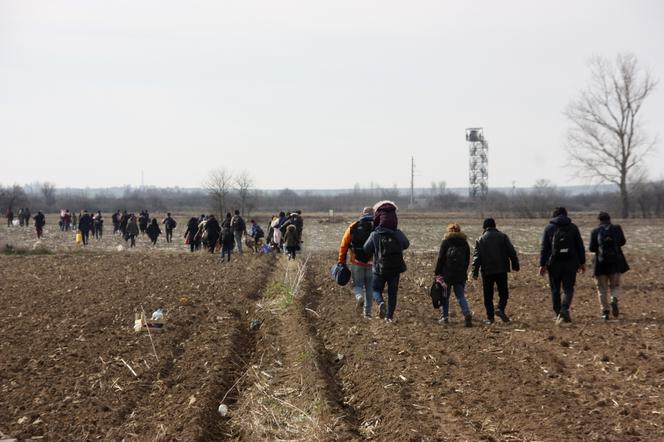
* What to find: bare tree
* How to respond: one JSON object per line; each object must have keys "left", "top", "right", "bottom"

{"left": 235, "top": 170, "right": 254, "bottom": 216}
{"left": 565, "top": 53, "right": 658, "bottom": 218}
{"left": 40, "top": 182, "right": 57, "bottom": 208}
{"left": 204, "top": 168, "right": 234, "bottom": 218}
{"left": 0, "top": 184, "right": 28, "bottom": 211}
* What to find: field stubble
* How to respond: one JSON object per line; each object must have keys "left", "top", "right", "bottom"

{"left": 1, "top": 215, "right": 664, "bottom": 440}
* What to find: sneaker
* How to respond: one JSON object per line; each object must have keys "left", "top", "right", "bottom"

{"left": 363, "top": 314, "right": 372, "bottom": 321}
{"left": 378, "top": 302, "right": 386, "bottom": 319}
{"left": 464, "top": 314, "right": 473, "bottom": 328}
{"left": 438, "top": 315, "right": 449, "bottom": 324}
{"left": 610, "top": 298, "right": 619, "bottom": 318}
{"left": 484, "top": 318, "right": 494, "bottom": 325}
{"left": 602, "top": 310, "right": 610, "bottom": 321}
{"left": 385, "top": 318, "right": 393, "bottom": 324}
{"left": 560, "top": 310, "right": 572, "bottom": 323}
{"left": 496, "top": 310, "right": 510, "bottom": 323}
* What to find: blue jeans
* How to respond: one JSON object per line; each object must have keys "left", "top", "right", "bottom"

{"left": 220, "top": 245, "right": 232, "bottom": 262}
{"left": 440, "top": 282, "right": 471, "bottom": 317}
{"left": 371, "top": 273, "right": 400, "bottom": 319}
{"left": 351, "top": 264, "right": 373, "bottom": 308}
{"left": 234, "top": 231, "right": 243, "bottom": 254}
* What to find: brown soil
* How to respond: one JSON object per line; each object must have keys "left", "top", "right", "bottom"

{"left": 1, "top": 247, "right": 664, "bottom": 440}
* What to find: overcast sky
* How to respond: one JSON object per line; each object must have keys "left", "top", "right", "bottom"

{"left": 1, "top": 0, "right": 663, "bottom": 190}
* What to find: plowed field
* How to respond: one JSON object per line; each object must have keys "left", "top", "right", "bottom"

{"left": 1, "top": 218, "right": 664, "bottom": 441}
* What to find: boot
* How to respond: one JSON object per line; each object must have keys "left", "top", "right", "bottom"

{"left": 610, "top": 298, "right": 619, "bottom": 318}
{"left": 464, "top": 314, "right": 473, "bottom": 328}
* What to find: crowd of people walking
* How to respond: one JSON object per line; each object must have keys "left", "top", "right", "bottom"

{"left": 336, "top": 203, "right": 630, "bottom": 326}
{"left": 5, "top": 203, "right": 631, "bottom": 325}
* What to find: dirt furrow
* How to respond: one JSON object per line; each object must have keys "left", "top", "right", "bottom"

{"left": 225, "top": 255, "right": 360, "bottom": 440}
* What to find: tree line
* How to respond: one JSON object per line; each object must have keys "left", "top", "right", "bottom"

{"left": 3, "top": 178, "right": 664, "bottom": 219}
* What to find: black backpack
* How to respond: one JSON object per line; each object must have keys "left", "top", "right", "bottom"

{"left": 234, "top": 216, "right": 246, "bottom": 232}
{"left": 377, "top": 232, "right": 406, "bottom": 276}
{"left": 445, "top": 243, "right": 466, "bottom": 277}
{"left": 166, "top": 218, "right": 177, "bottom": 229}
{"left": 550, "top": 224, "right": 574, "bottom": 262}
{"left": 430, "top": 281, "right": 445, "bottom": 309}
{"left": 597, "top": 225, "right": 619, "bottom": 264}
{"left": 254, "top": 225, "right": 264, "bottom": 239}
{"left": 350, "top": 220, "right": 373, "bottom": 263}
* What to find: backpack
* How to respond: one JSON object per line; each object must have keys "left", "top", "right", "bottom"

{"left": 233, "top": 216, "right": 246, "bottom": 232}
{"left": 377, "top": 232, "right": 406, "bottom": 276}
{"left": 445, "top": 243, "right": 466, "bottom": 277}
{"left": 254, "top": 225, "right": 264, "bottom": 239}
{"left": 550, "top": 224, "right": 574, "bottom": 262}
{"left": 597, "top": 225, "right": 619, "bottom": 264}
{"left": 166, "top": 218, "right": 176, "bottom": 229}
{"left": 350, "top": 220, "right": 373, "bottom": 263}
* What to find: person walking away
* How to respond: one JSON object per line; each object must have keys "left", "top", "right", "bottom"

{"left": 539, "top": 207, "right": 586, "bottom": 323}
{"left": 436, "top": 223, "right": 473, "bottom": 327}
{"left": 337, "top": 207, "right": 374, "bottom": 316}
{"left": 471, "top": 218, "right": 520, "bottom": 324}
{"left": 24, "top": 208, "right": 31, "bottom": 227}
{"left": 112, "top": 210, "right": 121, "bottom": 234}
{"left": 146, "top": 218, "right": 162, "bottom": 245}
{"left": 220, "top": 225, "right": 235, "bottom": 262}
{"left": 231, "top": 210, "right": 246, "bottom": 255}
{"left": 69, "top": 210, "right": 75, "bottom": 231}
{"left": 139, "top": 211, "right": 149, "bottom": 235}
{"left": 127, "top": 215, "right": 139, "bottom": 248}
{"left": 6, "top": 208, "right": 13, "bottom": 227}
{"left": 18, "top": 208, "right": 24, "bottom": 227}
{"left": 119, "top": 211, "right": 129, "bottom": 237}
{"left": 362, "top": 201, "right": 410, "bottom": 322}
{"left": 184, "top": 217, "right": 200, "bottom": 252}
{"left": 162, "top": 213, "right": 176, "bottom": 243}
{"left": 34, "top": 211, "right": 45, "bottom": 239}
{"left": 589, "top": 212, "right": 629, "bottom": 320}
{"left": 205, "top": 214, "right": 221, "bottom": 253}
{"left": 93, "top": 211, "right": 104, "bottom": 240}
{"left": 284, "top": 224, "right": 300, "bottom": 259}
{"left": 250, "top": 219, "right": 264, "bottom": 252}
{"left": 78, "top": 210, "right": 93, "bottom": 246}
{"left": 271, "top": 217, "right": 282, "bottom": 252}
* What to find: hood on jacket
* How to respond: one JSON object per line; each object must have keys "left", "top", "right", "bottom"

{"left": 549, "top": 215, "right": 572, "bottom": 226}
{"left": 374, "top": 202, "right": 398, "bottom": 230}
{"left": 443, "top": 231, "right": 467, "bottom": 241}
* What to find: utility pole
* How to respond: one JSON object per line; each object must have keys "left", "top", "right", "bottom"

{"left": 410, "top": 156, "right": 415, "bottom": 208}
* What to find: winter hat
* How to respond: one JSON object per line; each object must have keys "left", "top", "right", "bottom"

{"left": 373, "top": 201, "right": 398, "bottom": 229}
{"left": 552, "top": 207, "right": 568, "bottom": 217}
{"left": 482, "top": 218, "right": 496, "bottom": 229}
{"left": 598, "top": 211, "right": 611, "bottom": 222}
{"left": 361, "top": 207, "right": 374, "bottom": 216}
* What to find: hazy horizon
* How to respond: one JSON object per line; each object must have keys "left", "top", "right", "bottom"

{"left": 1, "top": 0, "right": 663, "bottom": 190}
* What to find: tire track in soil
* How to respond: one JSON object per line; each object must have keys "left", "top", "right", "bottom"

{"left": 225, "top": 255, "right": 361, "bottom": 441}
{"left": 193, "top": 255, "right": 277, "bottom": 441}
{"left": 299, "top": 257, "right": 363, "bottom": 439}
{"left": 106, "top": 255, "right": 276, "bottom": 440}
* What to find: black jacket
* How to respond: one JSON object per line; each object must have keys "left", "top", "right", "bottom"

{"left": 78, "top": 214, "right": 92, "bottom": 232}
{"left": 539, "top": 215, "right": 585, "bottom": 268}
{"left": 588, "top": 223, "right": 629, "bottom": 276}
{"left": 205, "top": 217, "right": 221, "bottom": 241}
{"left": 435, "top": 231, "right": 470, "bottom": 285}
{"left": 472, "top": 228, "right": 519, "bottom": 277}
